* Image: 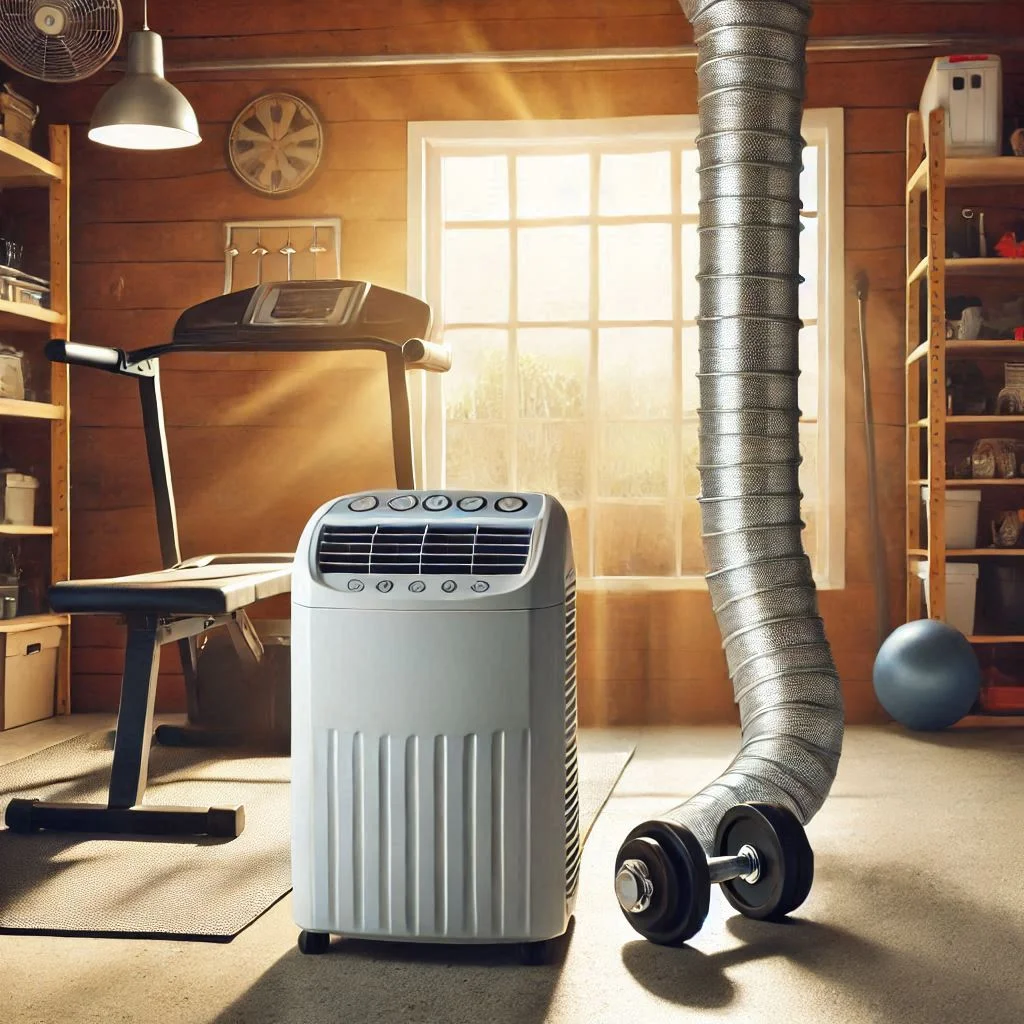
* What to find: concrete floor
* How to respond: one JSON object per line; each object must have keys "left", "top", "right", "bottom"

{"left": 2, "top": 715, "right": 1022, "bottom": 1024}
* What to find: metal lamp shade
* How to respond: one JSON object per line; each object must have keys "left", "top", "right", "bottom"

{"left": 88, "top": 29, "right": 201, "bottom": 150}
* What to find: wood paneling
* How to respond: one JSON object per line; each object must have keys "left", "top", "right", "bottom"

{"left": 48, "top": 1, "right": 1024, "bottom": 723}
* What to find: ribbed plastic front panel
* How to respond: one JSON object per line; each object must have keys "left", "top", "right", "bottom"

{"left": 323, "top": 729, "right": 532, "bottom": 938}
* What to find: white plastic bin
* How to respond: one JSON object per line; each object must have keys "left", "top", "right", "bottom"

{"left": 1, "top": 472, "right": 38, "bottom": 526}
{"left": 920, "top": 54, "right": 1003, "bottom": 156}
{"left": 916, "top": 560, "right": 979, "bottom": 636}
{"left": 922, "top": 486, "right": 981, "bottom": 549}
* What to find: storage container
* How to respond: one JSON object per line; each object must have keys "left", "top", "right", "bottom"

{"left": 1, "top": 472, "right": 38, "bottom": 526}
{"left": 920, "top": 54, "right": 1003, "bottom": 157}
{"left": 979, "top": 563, "right": 1024, "bottom": 634}
{"left": 922, "top": 486, "right": 981, "bottom": 548}
{"left": 0, "top": 625, "right": 60, "bottom": 730}
{"left": 916, "top": 560, "right": 979, "bottom": 636}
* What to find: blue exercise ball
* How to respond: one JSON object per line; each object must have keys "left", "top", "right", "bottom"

{"left": 873, "top": 618, "right": 981, "bottom": 731}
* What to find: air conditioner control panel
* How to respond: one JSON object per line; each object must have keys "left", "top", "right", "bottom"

{"left": 343, "top": 491, "right": 531, "bottom": 516}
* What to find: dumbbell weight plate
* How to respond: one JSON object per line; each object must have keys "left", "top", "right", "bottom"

{"left": 713, "top": 802, "right": 814, "bottom": 921}
{"left": 614, "top": 820, "right": 712, "bottom": 945}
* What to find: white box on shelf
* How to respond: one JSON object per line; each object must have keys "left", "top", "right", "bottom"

{"left": 0, "top": 625, "right": 60, "bottom": 730}
{"left": 916, "top": 560, "right": 979, "bottom": 636}
{"left": 922, "top": 486, "right": 982, "bottom": 549}
{"left": 1, "top": 472, "right": 38, "bottom": 525}
{"left": 920, "top": 54, "right": 1003, "bottom": 156}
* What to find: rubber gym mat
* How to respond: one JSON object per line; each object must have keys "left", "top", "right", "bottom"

{"left": 0, "top": 729, "right": 633, "bottom": 941}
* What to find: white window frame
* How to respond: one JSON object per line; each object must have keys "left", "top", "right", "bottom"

{"left": 407, "top": 110, "right": 845, "bottom": 590}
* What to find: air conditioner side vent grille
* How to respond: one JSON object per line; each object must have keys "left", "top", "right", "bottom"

{"left": 564, "top": 575, "right": 580, "bottom": 900}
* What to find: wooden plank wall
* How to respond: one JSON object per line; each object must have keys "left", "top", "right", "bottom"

{"left": 30, "top": 0, "right": 1024, "bottom": 724}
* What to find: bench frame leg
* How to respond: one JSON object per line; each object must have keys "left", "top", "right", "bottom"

{"left": 4, "top": 613, "right": 245, "bottom": 839}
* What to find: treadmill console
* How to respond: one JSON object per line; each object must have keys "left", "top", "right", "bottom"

{"left": 170, "top": 279, "right": 433, "bottom": 350}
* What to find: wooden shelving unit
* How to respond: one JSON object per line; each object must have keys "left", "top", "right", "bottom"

{"left": 905, "top": 107, "right": 1024, "bottom": 719}
{"left": 0, "top": 127, "right": 71, "bottom": 716}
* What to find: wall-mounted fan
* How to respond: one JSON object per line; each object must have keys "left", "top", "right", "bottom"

{"left": 0, "top": 1, "right": 123, "bottom": 82}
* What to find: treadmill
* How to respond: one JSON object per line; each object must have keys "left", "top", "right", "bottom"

{"left": 4, "top": 279, "right": 450, "bottom": 840}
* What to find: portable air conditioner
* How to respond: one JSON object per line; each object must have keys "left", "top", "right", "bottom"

{"left": 290, "top": 489, "right": 579, "bottom": 958}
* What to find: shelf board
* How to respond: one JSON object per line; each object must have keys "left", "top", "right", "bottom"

{"left": 0, "top": 398, "right": 62, "bottom": 420}
{"left": 0, "top": 135, "right": 62, "bottom": 189}
{"left": 969, "top": 635, "right": 1024, "bottom": 644}
{"left": 908, "top": 155, "right": 1024, "bottom": 195}
{"left": 940, "top": 478, "right": 1024, "bottom": 487}
{"left": 0, "top": 524, "right": 53, "bottom": 536}
{"left": 946, "top": 258, "right": 1024, "bottom": 277}
{"left": 0, "top": 299, "right": 63, "bottom": 332}
{"left": 0, "top": 612, "right": 68, "bottom": 634}
{"left": 947, "top": 415, "right": 1024, "bottom": 424}
{"left": 955, "top": 714, "right": 1024, "bottom": 727}
{"left": 948, "top": 548, "right": 1024, "bottom": 556}
{"left": 947, "top": 341, "right": 1024, "bottom": 358}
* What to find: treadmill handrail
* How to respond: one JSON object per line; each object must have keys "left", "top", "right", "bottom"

{"left": 46, "top": 339, "right": 129, "bottom": 373}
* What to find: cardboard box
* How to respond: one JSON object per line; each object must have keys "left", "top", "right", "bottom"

{"left": 0, "top": 625, "right": 61, "bottom": 730}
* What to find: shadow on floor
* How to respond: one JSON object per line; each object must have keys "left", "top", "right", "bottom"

{"left": 212, "top": 920, "right": 575, "bottom": 1024}
{"left": 621, "top": 857, "right": 1023, "bottom": 1024}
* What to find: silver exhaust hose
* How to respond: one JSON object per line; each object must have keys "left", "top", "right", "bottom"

{"left": 613, "top": 0, "right": 844, "bottom": 944}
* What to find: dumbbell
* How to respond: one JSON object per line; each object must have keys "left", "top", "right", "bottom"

{"left": 613, "top": 802, "right": 814, "bottom": 945}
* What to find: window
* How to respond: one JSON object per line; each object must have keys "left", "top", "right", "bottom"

{"left": 408, "top": 112, "right": 845, "bottom": 587}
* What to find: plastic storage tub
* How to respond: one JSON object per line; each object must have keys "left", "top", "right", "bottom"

{"left": 922, "top": 486, "right": 981, "bottom": 549}
{"left": 1, "top": 472, "right": 38, "bottom": 526}
{"left": 916, "top": 560, "right": 979, "bottom": 635}
{"left": 920, "top": 54, "right": 1003, "bottom": 157}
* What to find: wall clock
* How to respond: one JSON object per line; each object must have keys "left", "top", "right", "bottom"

{"left": 228, "top": 92, "right": 324, "bottom": 196}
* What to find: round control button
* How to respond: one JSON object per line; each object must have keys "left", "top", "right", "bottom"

{"left": 423, "top": 494, "right": 452, "bottom": 512}
{"left": 348, "top": 495, "right": 378, "bottom": 512}
{"left": 471, "top": 580, "right": 490, "bottom": 593}
{"left": 409, "top": 580, "right": 426, "bottom": 593}
{"left": 457, "top": 496, "right": 486, "bottom": 512}
{"left": 376, "top": 580, "right": 394, "bottom": 593}
{"left": 441, "top": 580, "right": 458, "bottom": 593}
{"left": 347, "top": 579, "right": 365, "bottom": 592}
{"left": 388, "top": 494, "right": 418, "bottom": 511}
{"left": 496, "top": 496, "right": 527, "bottom": 513}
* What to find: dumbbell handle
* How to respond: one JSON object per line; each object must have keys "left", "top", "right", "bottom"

{"left": 708, "top": 844, "right": 762, "bottom": 885}
{"left": 616, "top": 844, "right": 762, "bottom": 915}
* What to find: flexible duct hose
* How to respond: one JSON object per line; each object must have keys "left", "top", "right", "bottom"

{"left": 615, "top": 0, "right": 844, "bottom": 940}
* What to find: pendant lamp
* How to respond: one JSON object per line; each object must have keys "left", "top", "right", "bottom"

{"left": 88, "top": 0, "right": 200, "bottom": 150}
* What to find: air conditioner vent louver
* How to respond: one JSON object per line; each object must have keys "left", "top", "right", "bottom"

{"left": 317, "top": 523, "right": 534, "bottom": 576}
{"left": 564, "top": 576, "right": 580, "bottom": 900}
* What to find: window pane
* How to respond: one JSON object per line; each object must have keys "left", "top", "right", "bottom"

{"left": 443, "top": 328, "right": 507, "bottom": 421}
{"left": 518, "top": 328, "right": 589, "bottom": 418}
{"left": 799, "top": 215, "right": 818, "bottom": 320}
{"left": 517, "top": 421, "right": 587, "bottom": 502}
{"left": 599, "top": 224, "right": 673, "bottom": 321}
{"left": 566, "top": 504, "right": 591, "bottom": 577}
{"left": 599, "top": 151, "right": 671, "bottom": 216}
{"left": 681, "top": 424, "right": 700, "bottom": 498}
{"left": 681, "top": 222, "right": 699, "bottom": 322}
{"left": 599, "top": 422, "right": 669, "bottom": 497}
{"left": 798, "top": 325, "right": 819, "bottom": 421}
{"left": 800, "top": 146, "right": 818, "bottom": 214}
{"left": 799, "top": 423, "right": 819, "bottom": 571}
{"left": 518, "top": 226, "right": 590, "bottom": 321}
{"left": 680, "top": 497, "right": 705, "bottom": 576}
{"left": 442, "top": 156, "right": 509, "bottom": 221}
{"left": 446, "top": 422, "right": 509, "bottom": 489}
{"left": 517, "top": 153, "right": 590, "bottom": 219}
{"left": 599, "top": 327, "right": 673, "bottom": 419}
{"left": 682, "top": 325, "right": 700, "bottom": 415}
{"left": 681, "top": 148, "right": 700, "bottom": 215}
{"left": 443, "top": 228, "right": 510, "bottom": 323}
{"left": 595, "top": 502, "right": 674, "bottom": 576}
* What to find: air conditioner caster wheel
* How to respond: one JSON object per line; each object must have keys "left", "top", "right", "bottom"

{"left": 297, "top": 930, "right": 331, "bottom": 955}
{"left": 517, "top": 938, "right": 556, "bottom": 965}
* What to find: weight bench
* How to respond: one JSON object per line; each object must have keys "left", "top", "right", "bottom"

{"left": 5, "top": 557, "right": 293, "bottom": 838}
{"left": 3, "top": 280, "right": 449, "bottom": 840}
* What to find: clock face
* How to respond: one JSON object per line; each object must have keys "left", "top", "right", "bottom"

{"left": 228, "top": 93, "right": 324, "bottom": 196}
